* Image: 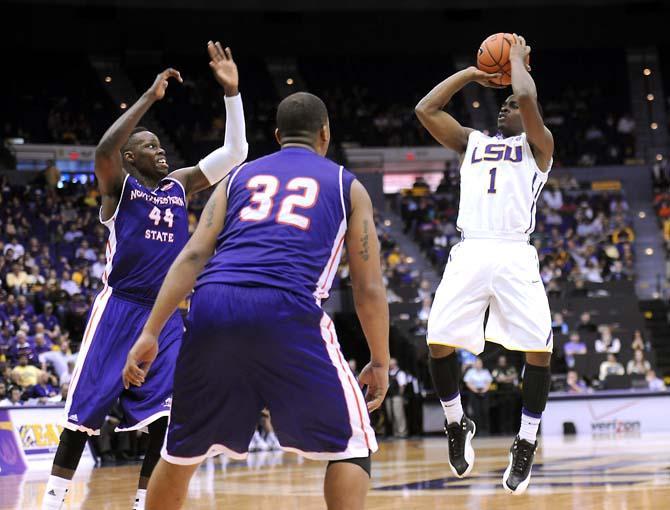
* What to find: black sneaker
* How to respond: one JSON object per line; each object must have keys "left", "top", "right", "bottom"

{"left": 502, "top": 435, "right": 538, "bottom": 495}
{"left": 444, "top": 415, "right": 476, "bottom": 478}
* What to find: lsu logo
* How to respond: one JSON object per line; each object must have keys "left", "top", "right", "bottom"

{"left": 19, "top": 423, "right": 63, "bottom": 450}
{"left": 471, "top": 143, "right": 523, "bottom": 164}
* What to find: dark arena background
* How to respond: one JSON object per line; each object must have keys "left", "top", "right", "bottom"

{"left": 1, "top": 0, "right": 670, "bottom": 508}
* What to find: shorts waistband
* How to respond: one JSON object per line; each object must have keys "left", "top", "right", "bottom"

{"left": 461, "top": 231, "right": 530, "bottom": 242}
{"left": 111, "top": 288, "right": 156, "bottom": 307}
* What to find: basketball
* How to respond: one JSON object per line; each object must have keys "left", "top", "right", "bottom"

{"left": 477, "top": 32, "right": 517, "bottom": 86}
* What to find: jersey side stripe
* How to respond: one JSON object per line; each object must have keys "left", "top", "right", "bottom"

{"left": 525, "top": 181, "right": 546, "bottom": 234}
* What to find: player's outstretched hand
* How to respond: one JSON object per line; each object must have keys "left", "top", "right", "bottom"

{"left": 467, "top": 66, "right": 506, "bottom": 89}
{"left": 358, "top": 361, "right": 389, "bottom": 412}
{"left": 510, "top": 34, "right": 532, "bottom": 72}
{"left": 145, "top": 68, "right": 183, "bottom": 101}
{"left": 122, "top": 331, "right": 159, "bottom": 389}
{"left": 207, "top": 41, "right": 239, "bottom": 96}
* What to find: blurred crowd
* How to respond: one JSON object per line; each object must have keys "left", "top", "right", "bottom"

{"left": 400, "top": 172, "right": 637, "bottom": 289}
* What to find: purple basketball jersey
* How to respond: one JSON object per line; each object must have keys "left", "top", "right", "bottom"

{"left": 196, "top": 147, "right": 356, "bottom": 303}
{"left": 103, "top": 175, "right": 189, "bottom": 302}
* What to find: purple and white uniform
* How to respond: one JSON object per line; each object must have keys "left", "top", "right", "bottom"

{"left": 64, "top": 175, "right": 189, "bottom": 435}
{"left": 163, "top": 147, "right": 377, "bottom": 464}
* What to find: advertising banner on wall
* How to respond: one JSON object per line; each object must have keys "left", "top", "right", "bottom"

{"left": 4, "top": 407, "right": 94, "bottom": 470}
{"left": 543, "top": 392, "right": 670, "bottom": 437}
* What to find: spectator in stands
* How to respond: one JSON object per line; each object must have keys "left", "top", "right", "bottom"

{"left": 4, "top": 238, "right": 25, "bottom": 260}
{"left": 626, "top": 349, "right": 651, "bottom": 375}
{"left": 11, "top": 355, "right": 41, "bottom": 389}
{"left": 543, "top": 183, "right": 563, "bottom": 210}
{"left": 463, "top": 357, "right": 492, "bottom": 435}
{"left": 29, "top": 371, "right": 58, "bottom": 402}
{"left": 595, "top": 325, "right": 621, "bottom": 353}
{"left": 91, "top": 254, "right": 106, "bottom": 281}
{"left": 6, "top": 263, "right": 29, "bottom": 293}
{"left": 491, "top": 355, "right": 518, "bottom": 435}
{"left": 0, "top": 385, "right": 23, "bottom": 406}
{"left": 607, "top": 260, "right": 629, "bottom": 281}
{"left": 37, "top": 303, "right": 60, "bottom": 338}
{"left": 631, "top": 329, "right": 650, "bottom": 352}
{"left": 566, "top": 370, "right": 588, "bottom": 394}
{"left": 551, "top": 312, "right": 569, "bottom": 335}
{"left": 0, "top": 381, "right": 5, "bottom": 401}
{"left": 417, "top": 296, "right": 432, "bottom": 322}
{"left": 576, "top": 312, "right": 597, "bottom": 334}
{"left": 60, "top": 270, "right": 80, "bottom": 296}
{"left": 16, "top": 295, "right": 35, "bottom": 322}
{"left": 599, "top": 353, "right": 625, "bottom": 381}
{"left": 48, "top": 382, "right": 69, "bottom": 404}
{"left": 563, "top": 332, "right": 588, "bottom": 368}
{"left": 417, "top": 279, "right": 432, "bottom": 301}
{"left": 646, "top": 370, "right": 666, "bottom": 391}
{"left": 8, "top": 331, "right": 35, "bottom": 364}
{"left": 386, "top": 358, "right": 408, "bottom": 438}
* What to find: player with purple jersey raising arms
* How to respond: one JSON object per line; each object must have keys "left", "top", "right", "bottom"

{"left": 123, "top": 92, "right": 390, "bottom": 510}
{"left": 42, "top": 42, "right": 248, "bottom": 510}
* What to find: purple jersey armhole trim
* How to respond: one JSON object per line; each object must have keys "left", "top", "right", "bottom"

{"left": 226, "top": 163, "right": 247, "bottom": 198}
{"left": 163, "top": 176, "right": 187, "bottom": 203}
{"left": 99, "top": 173, "right": 130, "bottom": 226}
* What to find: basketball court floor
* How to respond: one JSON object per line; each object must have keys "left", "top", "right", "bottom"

{"left": 3, "top": 433, "right": 669, "bottom": 509}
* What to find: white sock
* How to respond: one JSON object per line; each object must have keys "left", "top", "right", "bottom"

{"left": 132, "top": 489, "right": 147, "bottom": 510}
{"left": 518, "top": 410, "right": 542, "bottom": 443}
{"left": 440, "top": 393, "right": 464, "bottom": 424}
{"left": 42, "top": 475, "right": 71, "bottom": 510}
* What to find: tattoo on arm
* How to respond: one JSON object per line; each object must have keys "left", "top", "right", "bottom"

{"left": 359, "top": 219, "right": 370, "bottom": 261}
{"left": 205, "top": 198, "right": 216, "bottom": 228}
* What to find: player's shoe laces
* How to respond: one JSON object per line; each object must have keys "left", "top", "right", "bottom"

{"left": 503, "top": 435, "right": 538, "bottom": 495}
{"left": 445, "top": 415, "right": 476, "bottom": 478}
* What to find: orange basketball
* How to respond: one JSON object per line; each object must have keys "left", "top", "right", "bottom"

{"left": 477, "top": 32, "right": 519, "bottom": 86}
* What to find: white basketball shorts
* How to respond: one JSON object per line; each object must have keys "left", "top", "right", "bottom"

{"left": 427, "top": 238, "right": 553, "bottom": 354}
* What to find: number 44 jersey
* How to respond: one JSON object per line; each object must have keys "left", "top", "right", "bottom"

{"left": 197, "top": 147, "right": 357, "bottom": 305}
{"left": 456, "top": 131, "right": 552, "bottom": 238}
{"left": 101, "top": 175, "right": 190, "bottom": 302}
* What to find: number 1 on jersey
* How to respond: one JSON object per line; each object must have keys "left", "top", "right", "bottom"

{"left": 487, "top": 167, "right": 497, "bottom": 194}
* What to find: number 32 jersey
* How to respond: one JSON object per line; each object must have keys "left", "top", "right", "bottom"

{"left": 196, "top": 147, "right": 356, "bottom": 304}
{"left": 101, "top": 175, "right": 189, "bottom": 302}
{"left": 457, "top": 130, "right": 552, "bottom": 237}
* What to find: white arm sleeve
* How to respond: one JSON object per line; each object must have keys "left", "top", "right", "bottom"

{"left": 198, "top": 93, "right": 249, "bottom": 185}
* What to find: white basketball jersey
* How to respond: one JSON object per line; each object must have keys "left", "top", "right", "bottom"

{"left": 457, "top": 130, "right": 552, "bottom": 237}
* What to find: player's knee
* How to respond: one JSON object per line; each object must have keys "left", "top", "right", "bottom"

{"left": 525, "top": 351, "right": 551, "bottom": 367}
{"left": 327, "top": 454, "right": 372, "bottom": 478}
{"left": 428, "top": 343, "right": 455, "bottom": 359}
{"left": 54, "top": 428, "right": 89, "bottom": 471}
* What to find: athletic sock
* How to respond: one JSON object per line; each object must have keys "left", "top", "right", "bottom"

{"left": 440, "top": 392, "right": 464, "bottom": 424}
{"left": 42, "top": 475, "right": 71, "bottom": 510}
{"left": 132, "top": 488, "right": 147, "bottom": 510}
{"left": 518, "top": 408, "right": 542, "bottom": 443}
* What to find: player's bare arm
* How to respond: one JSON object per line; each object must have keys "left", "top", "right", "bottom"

{"left": 510, "top": 34, "right": 554, "bottom": 172}
{"left": 345, "top": 180, "right": 390, "bottom": 412}
{"left": 122, "top": 177, "right": 230, "bottom": 389}
{"left": 415, "top": 67, "right": 502, "bottom": 154}
{"left": 95, "top": 68, "right": 183, "bottom": 220}
{"left": 170, "top": 42, "right": 248, "bottom": 197}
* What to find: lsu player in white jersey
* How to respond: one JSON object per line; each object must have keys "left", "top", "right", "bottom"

{"left": 415, "top": 34, "right": 553, "bottom": 495}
